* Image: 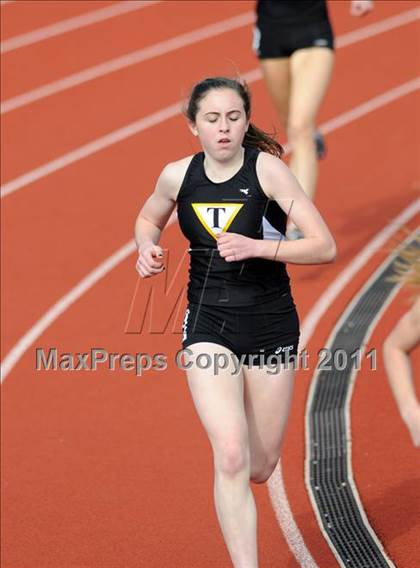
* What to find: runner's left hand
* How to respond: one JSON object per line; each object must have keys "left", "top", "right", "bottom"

{"left": 350, "top": 0, "right": 373, "bottom": 17}
{"left": 216, "top": 232, "right": 257, "bottom": 262}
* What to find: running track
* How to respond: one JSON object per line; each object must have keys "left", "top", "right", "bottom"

{"left": 1, "top": 1, "right": 419, "bottom": 567}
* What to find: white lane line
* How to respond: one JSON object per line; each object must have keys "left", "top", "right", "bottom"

{"left": 335, "top": 6, "right": 419, "bottom": 48}
{"left": 1, "top": 241, "right": 135, "bottom": 381}
{"left": 268, "top": 459, "right": 319, "bottom": 567}
{"left": 2, "top": 7, "right": 418, "bottom": 115}
{"left": 320, "top": 78, "right": 420, "bottom": 136}
{"left": 2, "top": 76, "right": 418, "bottom": 199}
{"left": 1, "top": 102, "right": 181, "bottom": 198}
{"left": 1, "top": 11, "right": 255, "bottom": 115}
{"left": 0, "top": 1, "right": 160, "bottom": 54}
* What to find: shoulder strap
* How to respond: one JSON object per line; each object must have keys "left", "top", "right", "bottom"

{"left": 176, "top": 152, "right": 202, "bottom": 202}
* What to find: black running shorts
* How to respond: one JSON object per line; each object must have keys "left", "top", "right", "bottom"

{"left": 253, "top": 18, "right": 334, "bottom": 59}
{"left": 181, "top": 292, "right": 300, "bottom": 366}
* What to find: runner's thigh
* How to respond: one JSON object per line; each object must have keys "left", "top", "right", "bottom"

{"left": 243, "top": 364, "right": 295, "bottom": 457}
{"left": 184, "top": 342, "right": 248, "bottom": 448}
{"left": 289, "top": 47, "right": 334, "bottom": 126}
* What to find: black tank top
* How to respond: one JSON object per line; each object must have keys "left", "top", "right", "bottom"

{"left": 257, "top": 0, "right": 328, "bottom": 24}
{"left": 176, "top": 146, "right": 290, "bottom": 307}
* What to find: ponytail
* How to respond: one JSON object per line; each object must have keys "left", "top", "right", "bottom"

{"left": 244, "top": 122, "right": 284, "bottom": 159}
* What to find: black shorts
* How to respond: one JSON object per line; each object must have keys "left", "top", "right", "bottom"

{"left": 253, "top": 18, "right": 334, "bottom": 59}
{"left": 181, "top": 292, "right": 300, "bottom": 366}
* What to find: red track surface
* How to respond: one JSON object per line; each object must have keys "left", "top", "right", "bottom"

{"left": 1, "top": 1, "right": 419, "bottom": 567}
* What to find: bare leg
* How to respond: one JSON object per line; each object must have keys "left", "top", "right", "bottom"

{"left": 259, "top": 50, "right": 333, "bottom": 235}
{"left": 383, "top": 297, "right": 420, "bottom": 447}
{"left": 242, "top": 363, "right": 295, "bottom": 483}
{"left": 185, "top": 343, "right": 258, "bottom": 567}
{"left": 259, "top": 57, "right": 291, "bottom": 132}
{"left": 288, "top": 47, "right": 334, "bottom": 201}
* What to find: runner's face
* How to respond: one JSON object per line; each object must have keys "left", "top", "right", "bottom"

{"left": 190, "top": 88, "right": 249, "bottom": 160}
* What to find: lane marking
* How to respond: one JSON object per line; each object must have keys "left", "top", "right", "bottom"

{"left": 1, "top": 102, "right": 181, "bottom": 198}
{"left": 1, "top": 76, "right": 418, "bottom": 199}
{"left": 268, "top": 459, "right": 318, "bottom": 567}
{"left": 1, "top": 240, "right": 134, "bottom": 381}
{"left": 335, "top": 6, "right": 419, "bottom": 49}
{"left": 320, "top": 78, "right": 420, "bottom": 136}
{"left": 1, "top": 7, "right": 418, "bottom": 114}
{"left": 1, "top": 11, "right": 254, "bottom": 114}
{"left": 0, "top": 1, "right": 160, "bottom": 54}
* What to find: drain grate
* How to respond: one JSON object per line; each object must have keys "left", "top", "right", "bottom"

{"left": 306, "top": 231, "right": 419, "bottom": 567}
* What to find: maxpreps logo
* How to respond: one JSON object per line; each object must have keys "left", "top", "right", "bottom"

{"left": 191, "top": 203, "right": 243, "bottom": 239}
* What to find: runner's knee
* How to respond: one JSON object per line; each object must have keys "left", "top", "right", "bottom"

{"left": 288, "top": 121, "right": 315, "bottom": 145}
{"left": 213, "top": 438, "right": 250, "bottom": 478}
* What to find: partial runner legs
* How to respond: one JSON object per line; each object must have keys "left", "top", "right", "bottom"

{"left": 185, "top": 343, "right": 296, "bottom": 566}
{"left": 260, "top": 47, "right": 334, "bottom": 237}
{"left": 185, "top": 342, "right": 258, "bottom": 568}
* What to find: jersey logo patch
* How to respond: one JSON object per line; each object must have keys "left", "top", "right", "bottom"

{"left": 274, "top": 345, "right": 294, "bottom": 355}
{"left": 313, "top": 38, "right": 328, "bottom": 47}
{"left": 191, "top": 203, "right": 243, "bottom": 239}
{"left": 239, "top": 188, "right": 250, "bottom": 195}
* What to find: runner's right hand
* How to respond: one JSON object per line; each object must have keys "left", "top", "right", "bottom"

{"left": 136, "top": 243, "right": 165, "bottom": 278}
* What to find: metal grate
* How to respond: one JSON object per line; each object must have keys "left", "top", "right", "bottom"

{"left": 306, "top": 231, "right": 419, "bottom": 567}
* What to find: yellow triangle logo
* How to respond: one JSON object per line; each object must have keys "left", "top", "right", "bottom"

{"left": 191, "top": 203, "right": 243, "bottom": 239}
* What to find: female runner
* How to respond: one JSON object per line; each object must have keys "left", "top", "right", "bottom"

{"left": 135, "top": 77, "right": 336, "bottom": 567}
{"left": 254, "top": 0, "right": 374, "bottom": 238}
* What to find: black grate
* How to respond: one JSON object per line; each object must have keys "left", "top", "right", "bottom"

{"left": 307, "top": 232, "right": 419, "bottom": 567}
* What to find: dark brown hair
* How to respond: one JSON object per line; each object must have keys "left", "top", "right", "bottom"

{"left": 185, "top": 77, "right": 284, "bottom": 158}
